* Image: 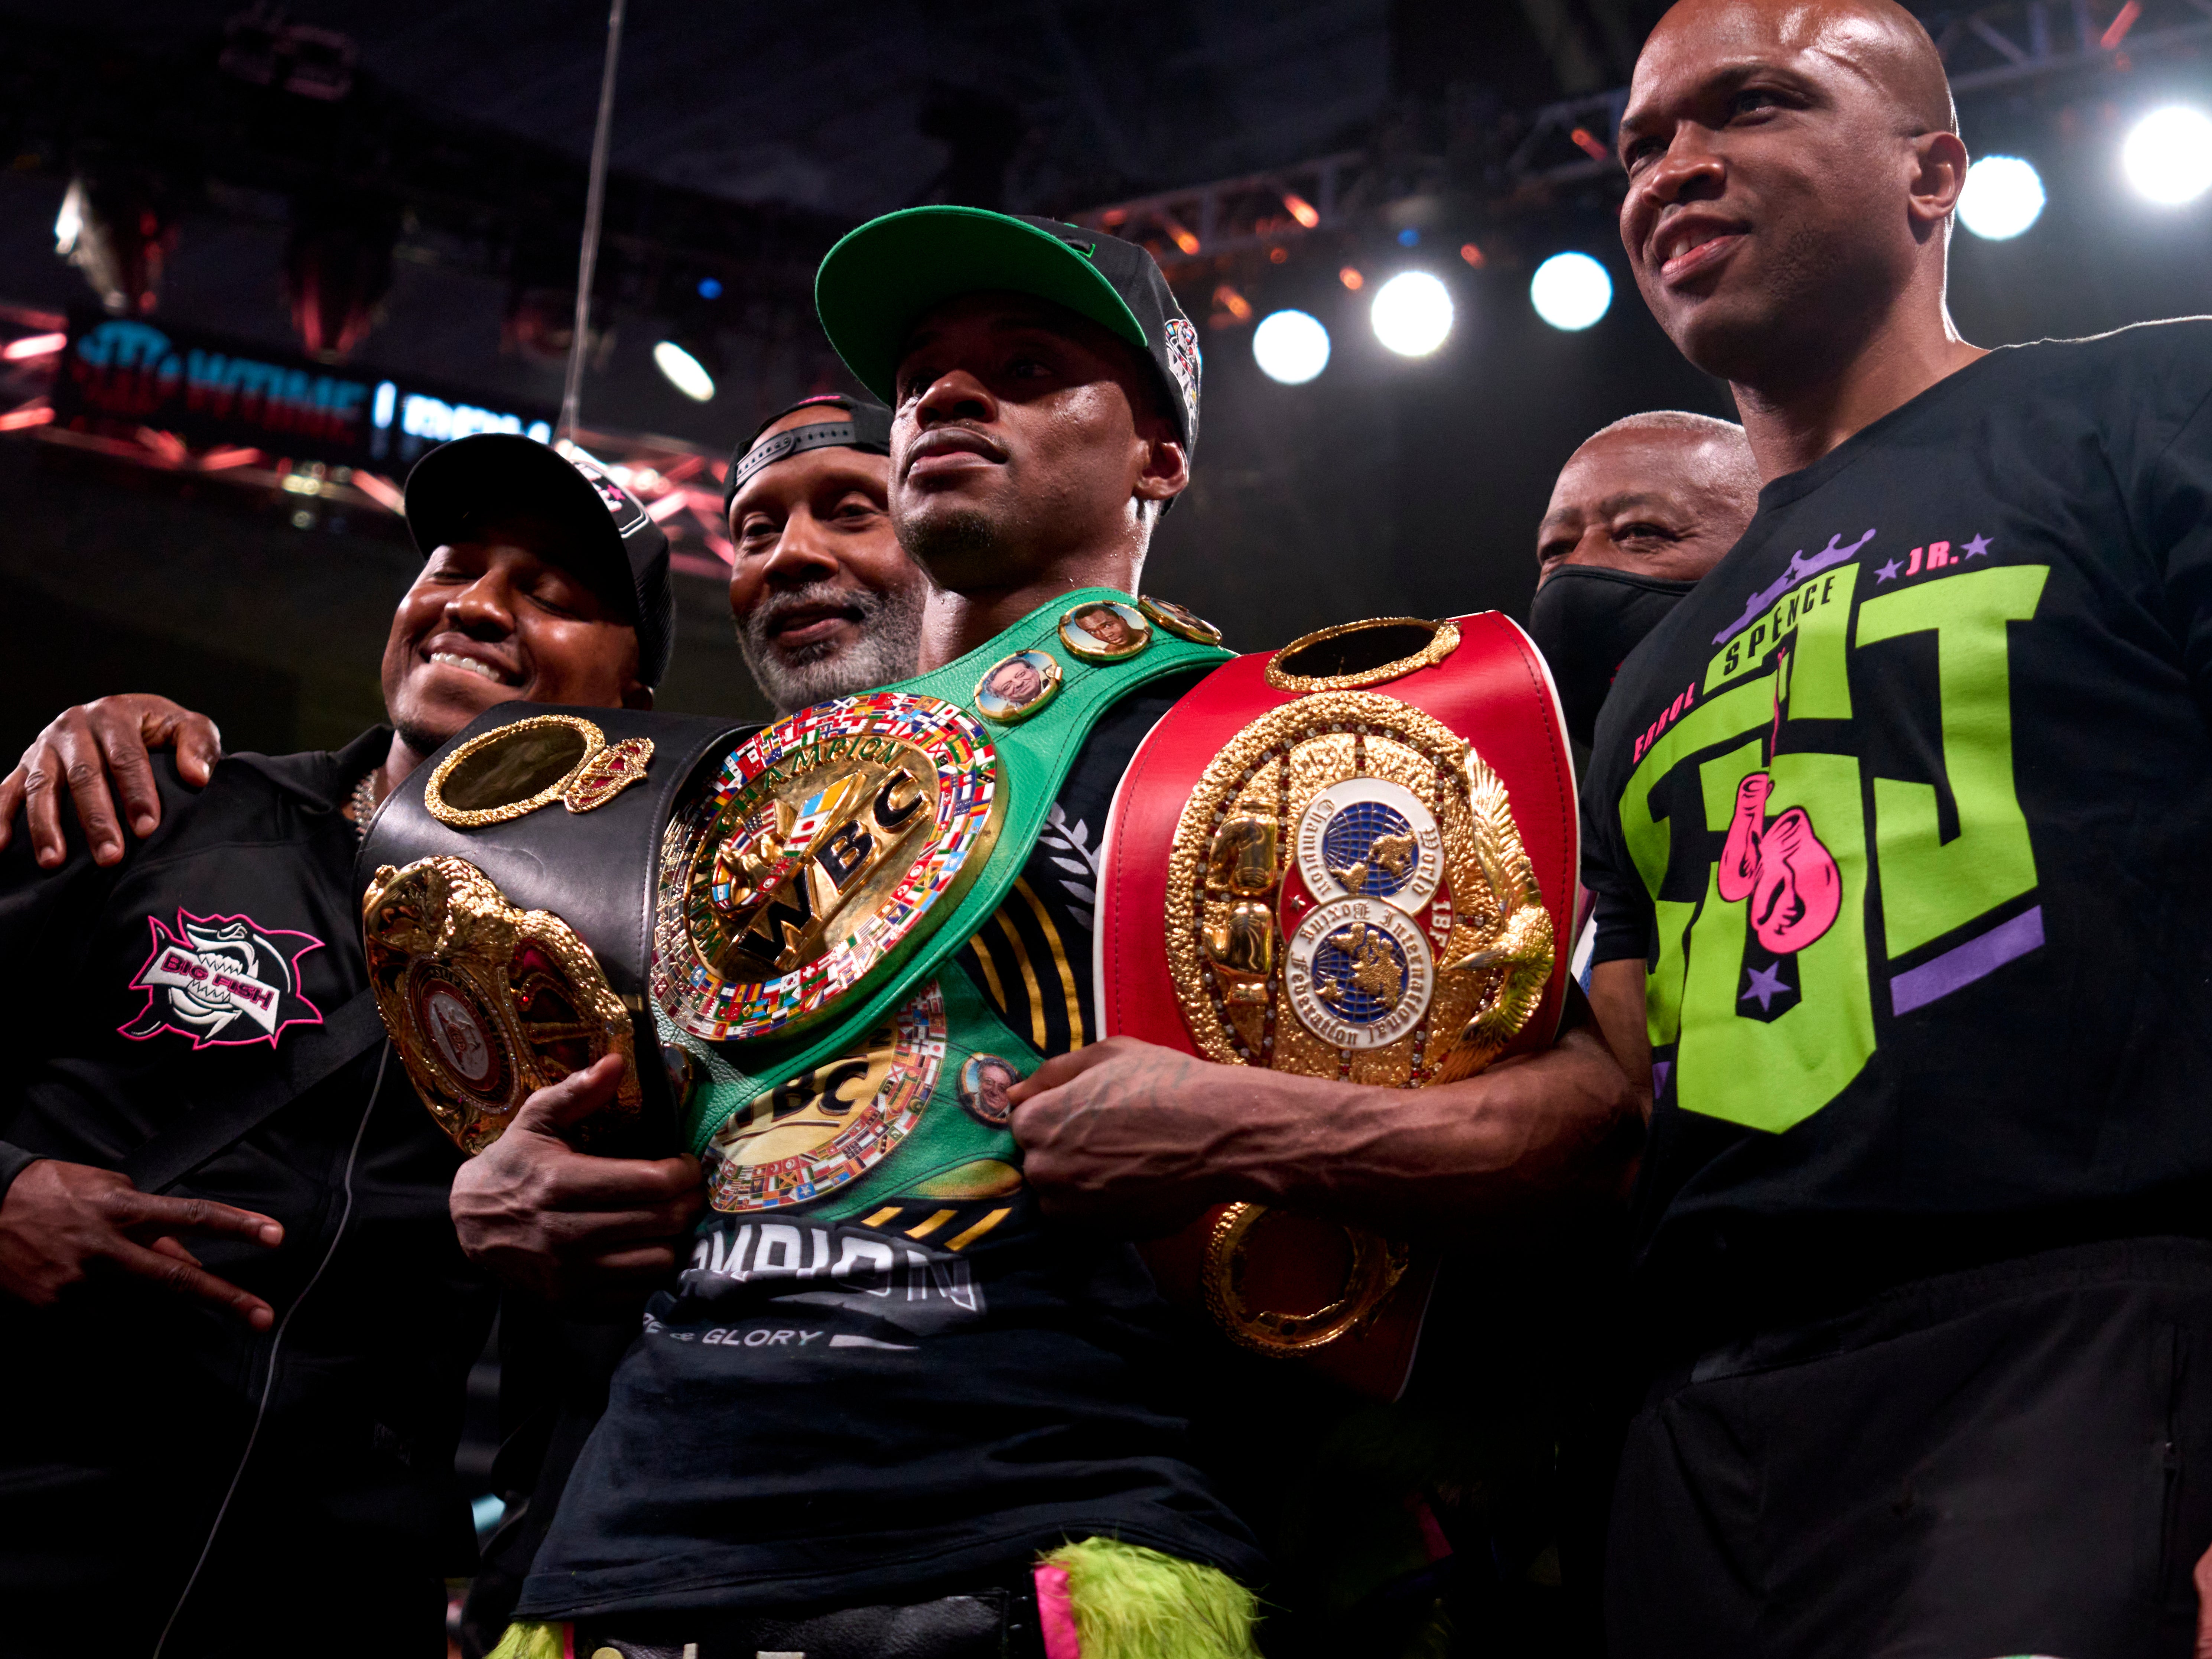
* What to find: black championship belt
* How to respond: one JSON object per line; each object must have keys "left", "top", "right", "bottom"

{"left": 356, "top": 704, "right": 756, "bottom": 1155}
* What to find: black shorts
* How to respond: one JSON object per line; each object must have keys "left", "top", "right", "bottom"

{"left": 1607, "top": 1236, "right": 2212, "bottom": 1659}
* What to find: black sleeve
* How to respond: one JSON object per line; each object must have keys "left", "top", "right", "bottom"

{"left": 0, "top": 756, "right": 140, "bottom": 1170}
{"left": 2141, "top": 345, "right": 2212, "bottom": 721}
{"left": 0, "top": 1141, "right": 41, "bottom": 1202}
{"left": 1580, "top": 771, "right": 1654, "bottom": 966}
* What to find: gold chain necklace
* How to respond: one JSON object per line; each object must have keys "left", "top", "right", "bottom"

{"left": 349, "top": 770, "right": 383, "bottom": 839}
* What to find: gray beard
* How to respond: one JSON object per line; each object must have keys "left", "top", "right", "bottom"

{"left": 737, "top": 577, "right": 927, "bottom": 714}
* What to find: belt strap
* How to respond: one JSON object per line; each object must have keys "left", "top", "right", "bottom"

{"left": 123, "top": 988, "right": 388, "bottom": 1193}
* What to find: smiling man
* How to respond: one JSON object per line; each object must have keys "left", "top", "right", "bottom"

{"left": 0, "top": 433, "right": 677, "bottom": 1658}
{"left": 1580, "top": 1, "right": 2212, "bottom": 1652}
{"left": 725, "top": 392, "right": 927, "bottom": 713}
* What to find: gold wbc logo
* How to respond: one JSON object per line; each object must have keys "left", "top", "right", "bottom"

{"left": 704, "top": 762, "right": 930, "bottom": 973}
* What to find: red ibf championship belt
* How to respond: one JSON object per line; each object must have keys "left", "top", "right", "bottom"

{"left": 1097, "top": 614, "right": 1577, "bottom": 1400}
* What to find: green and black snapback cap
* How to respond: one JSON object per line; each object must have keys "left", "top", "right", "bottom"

{"left": 814, "top": 205, "right": 1202, "bottom": 455}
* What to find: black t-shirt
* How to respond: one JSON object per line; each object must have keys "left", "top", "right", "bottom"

{"left": 1582, "top": 322, "right": 2212, "bottom": 1344}
{"left": 518, "top": 674, "right": 1264, "bottom": 1620}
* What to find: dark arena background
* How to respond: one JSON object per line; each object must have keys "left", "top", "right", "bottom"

{"left": 4, "top": 1, "right": 2208, "bottom": 761}
{"left": 0, "top": 1, "right": 2208, "bottom": 1630}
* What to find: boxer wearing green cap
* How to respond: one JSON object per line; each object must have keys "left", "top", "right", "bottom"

{"left": 472, "top": 209, "right": 1261, "bottom": 1659}
{"left": 473, "top": 207, "right": 1638, "bottom": 1659}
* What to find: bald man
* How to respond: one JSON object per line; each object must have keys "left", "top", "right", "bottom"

{"left": 1529, "top": 410, "right": 1760, "bottom": 747}
{"left": 1583, "top": 1, "right": 2212, "bottom": 1652}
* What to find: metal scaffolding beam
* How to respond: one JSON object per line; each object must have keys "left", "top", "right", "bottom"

{"left": 1073, "top": 0, "right": 2212, "bottom": 280}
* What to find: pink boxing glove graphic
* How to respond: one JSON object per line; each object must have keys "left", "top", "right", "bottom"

{"left": 1717, "top": 773, "right": 1841, "bottom": 955}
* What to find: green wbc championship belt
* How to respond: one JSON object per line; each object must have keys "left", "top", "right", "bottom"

{"left": 659, "top": 588, "right": 1231, "bottom": 1157}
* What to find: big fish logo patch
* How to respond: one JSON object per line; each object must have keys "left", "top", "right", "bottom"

{"left": 121, "top": 910, "right": 325, "bottom": 1048}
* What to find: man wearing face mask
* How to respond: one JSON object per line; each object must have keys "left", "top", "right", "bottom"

{"left": 1527, "top": 411, "right": 1760, "bottom": 752}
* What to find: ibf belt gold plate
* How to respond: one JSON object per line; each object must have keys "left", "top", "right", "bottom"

{"left": 653, "top": 690, "right": 1003, "bottom": 1044}
{"left": 1164, "top": 690, "right": 1554, "bottom": 1360}
{"left": 362, "top": 856, "right": 643, "bottom": 1154}
{"left": 1167, "top": 689, "right": 1554, "bottom": 1087}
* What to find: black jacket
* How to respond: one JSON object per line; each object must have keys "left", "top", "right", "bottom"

{"left": 0, "top": 729, "right": 494, "bottom": 1659}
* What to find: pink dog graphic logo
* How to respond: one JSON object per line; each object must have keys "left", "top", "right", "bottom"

{"left": 120, "top": 910, "right": 325, "bottom": 1048}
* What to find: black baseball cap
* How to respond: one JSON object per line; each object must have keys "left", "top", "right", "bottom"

{"left": 403, "top": 433, "right": 676, "bottom": 687}
{"left": 722, "top": 393, "right": 892, "bottom": 519}
{"left": 813, "top": 207, "right": 1201, "bottom": 455}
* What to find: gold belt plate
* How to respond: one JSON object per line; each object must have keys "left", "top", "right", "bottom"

{"left": 362, "top": 856, "right": 642, "bottom": 1154}
{"left": 422, "top": 714, "right": 653, "bottom": 829}
{"left": 1165, "top": 688, "right": 1555, "bottom": 1358}
{"left": 653, "top": 691, "right": 1003, "bottom": 1044}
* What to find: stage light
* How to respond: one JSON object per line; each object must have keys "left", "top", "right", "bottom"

{"left": 1253, "top": 310, "right": 1330, "bottom": 384}
{"left": 2123, "top": 106, "right": 2212, "bottom": 205}
{"left": 1569, "top": 126, "right": 1612, "bottom": 163}
{"left": 696, "top": 276, "right": 723, "bottom": 299}
{"left": 1, "top": 332, "right": 66, "bottom": 361}
{"left": 654, "top": 339, "right": 716, "bottom": 401}
{"left": 1397, "top": 227, "right": 1421, "bottom": 247}
{"left": 1530, "top": 253, "right": 1613, "bottom": 331}
{"left": 1339, "top": 266, "right": 1364, "bottom": 291}
{"left": 1371, "top": 271, "right": 1453, "bottom": 357}
{"left": 53, "top": 173, "right": 174, "bottom": 317}
{"left": 1281, "top": 191, "right": 1320, "bottom": 229}
{"left": 286, "top": 194, "right": 399, "bottom": 360}
{"left": 1957, "top": 156, "right": 2045, "bottom": 239}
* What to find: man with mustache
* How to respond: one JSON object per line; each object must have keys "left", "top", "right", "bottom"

{"left": 1578, "top": 0, "right": 2212, "bottom": 1651}
{"left": 0, "top": 433, "right": 678, "bottom": 1657}
{"left": 726, "top": 393, "right": 927, "bottom": 713}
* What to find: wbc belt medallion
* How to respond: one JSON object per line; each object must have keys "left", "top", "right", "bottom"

{"left": 653, "top": 690, "right": 1003, "bottom": 1044}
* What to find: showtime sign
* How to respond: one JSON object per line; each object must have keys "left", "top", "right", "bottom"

{"left": 52, "top": 314, "right": 552, "bottom": 471}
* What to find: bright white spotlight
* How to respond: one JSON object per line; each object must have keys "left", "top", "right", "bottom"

{"left": 654, "top": 339, "right": 716, "bottom": 401}
{"left": 1956, "top": 155, "right": 2046, "bottom": 240}
{"left": 2123, "top": 105, "right": 2212, "bottom": 205}
{"left": 1252, "top": 309, "right": 1330, "bottom": 384}
{"left": 1529, "top": 252, "right": 1613, "bottom": 331}
{"left": 1371, "top": 271, "right": 1453, "bottom": 357}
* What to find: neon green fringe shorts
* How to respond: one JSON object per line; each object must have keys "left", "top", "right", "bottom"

{"left": 487, "top": 1536, "right": 1260, "bottom": 1659}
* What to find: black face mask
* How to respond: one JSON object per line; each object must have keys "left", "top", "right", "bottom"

{"left": 1527, "top": 564, "right": 1700, "bottom": 748}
